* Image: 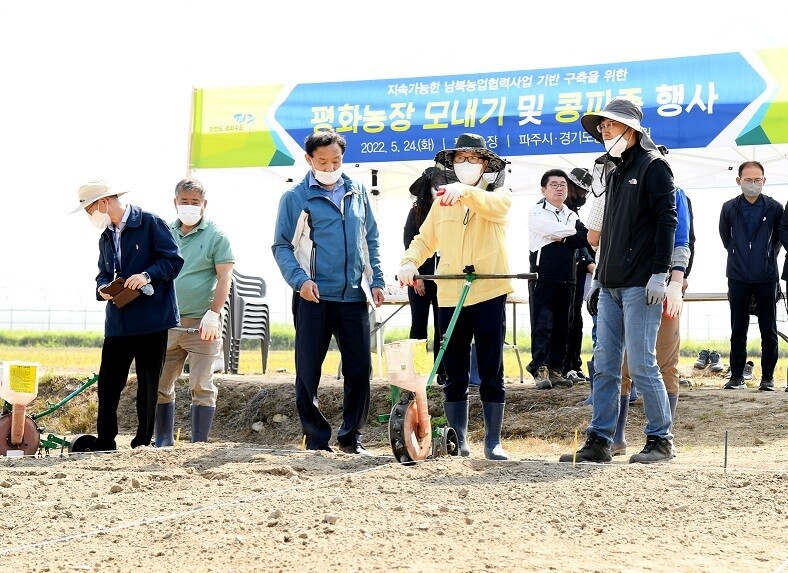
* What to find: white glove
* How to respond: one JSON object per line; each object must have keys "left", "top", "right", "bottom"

{"left": 664, "top": 281, "right": 683, "bottom": 318}
{"left": 435, "top": 183, "right": 463, "bottom": 206}
{"left": 645, "top": 273, "right": 668, "bottom": 306}
{"left": 397, "top": 262, "right": 418, "bottom": 286}
{"left": 199, "top": 310, "right": 220, "bottom": 341}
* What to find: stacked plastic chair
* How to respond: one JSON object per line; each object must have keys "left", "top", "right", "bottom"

{"left": 226, "top": 270, "right": 270, "bottom": 374}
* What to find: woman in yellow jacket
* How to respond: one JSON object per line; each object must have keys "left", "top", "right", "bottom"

{"left": 398, "top": 133, "right": 513, "bottom": 460}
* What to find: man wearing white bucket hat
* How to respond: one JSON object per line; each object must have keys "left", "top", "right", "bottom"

{"left": 71, "top": 179, "right": 183, "bottom": 452}
{"left": 559, "top": 97, "right": 678, "bottom": 465}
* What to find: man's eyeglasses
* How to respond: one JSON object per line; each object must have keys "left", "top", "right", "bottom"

{"left": 546, "top": 182, "right": 568, "bottom": 190}
{"left": 596, "top": 121, "right": 620, "bottom": 133}
{"left": 741, "top": 178, "right": 765, "bottom": 184}
{"left": 453, "top": 155, "right": 485, "bottom": 165}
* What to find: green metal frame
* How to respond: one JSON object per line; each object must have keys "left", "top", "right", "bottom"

{"left": 1, "top": 374, "right": 99, "bottom": 455}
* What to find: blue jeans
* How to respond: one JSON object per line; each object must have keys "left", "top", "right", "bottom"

{"left": 589, "top": 286, "right": 672, "bottom": 442}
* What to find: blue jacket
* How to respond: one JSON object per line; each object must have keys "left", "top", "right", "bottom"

{"left": 95, "top": 205, "right": 184, "bottom": 336}
{"left": 719, "top": 193, "right": 783, "bottom": 283}
{"left": 272, "top": 173, "right": 385, "bottom": 302}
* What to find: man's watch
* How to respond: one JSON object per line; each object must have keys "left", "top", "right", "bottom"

{"left": 142, "top": 272, "right": 151, "bottom": 284}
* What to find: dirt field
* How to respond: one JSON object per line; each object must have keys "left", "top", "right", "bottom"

{"left": 1, "top": 370, "right": 787, "bottom": 573}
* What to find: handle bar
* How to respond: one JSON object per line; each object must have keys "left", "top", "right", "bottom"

{"left": 414, "top": 273, "right": 537, "bottom": 280}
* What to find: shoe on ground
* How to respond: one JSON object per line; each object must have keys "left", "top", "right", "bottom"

{"left": 743, "top": 361, "right": 754, "bottom": 380}
{"left": 559, "top": 433, "right": 612, "bottom": 463}
{"left": 534, "top": 366, "right": 552, "bottom": 390}
{"left": 629, "top": 435, "right": 675, "bottom": 463}
{"left": 759, "top": 378, "right": 775, "bottom": 391}
{"left": 723, "top": 366, "right": 731, "bottom": 379}
{"left": 308, "top": 444, "right": 334, "bottom": 452}
{"left": 708, "top": 350, "right": 724, "bottom": 372}
{"left": 610, "top": 441, "right": 627, "bottom": 456}
{"left": 550, "top": 369, "right": 573, "bottom": 388}
{"left": 679, "top": 377, "right": 691, "bottom": 388}
{"left": 724, "top": 376, "right": 746, "bottom": 390}
{"left": 565, "top": 370, "right": 587, "bottom": 385}
{"left": 337, "top": 442, "right": 372, "bottom": 456}
{"left": 693, "top": 349, "right": 710, "bottom": 369}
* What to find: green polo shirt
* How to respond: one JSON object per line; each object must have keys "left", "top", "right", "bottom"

{"left": 170, "top": 217, "right": 234, "bottom": 318}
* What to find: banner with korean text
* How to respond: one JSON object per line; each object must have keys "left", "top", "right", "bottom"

{"left": 189, "top": 47, "right": 788, "bottom": 169}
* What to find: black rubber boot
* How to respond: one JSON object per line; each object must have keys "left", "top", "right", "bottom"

{"left": 154, "top": 402, "right": 175, "bottom": 447}
{"left": 191, "top": 405, "right": 216, "bottom": 443}
{"left": 482, "top": 401, "right": 509, "bottom": 460}
{"left": 611, "top": 395, "right": 629, "bottom": 456}
{"left": 444, "top": 400, "right": 471, "bottom": 456}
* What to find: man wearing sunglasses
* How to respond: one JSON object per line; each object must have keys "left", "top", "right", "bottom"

{"left": 560, "top": 97, "right": 678, "bottom": 464}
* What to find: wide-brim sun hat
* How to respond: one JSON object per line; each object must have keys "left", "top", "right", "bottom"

{"left": 567, "top": 167, "right": 593, "bottom": 194}
{"left": 434, "top": 133, "right": 506, "bottom": 173}
{"left": 581, "top": 96, "right": 659, "bottom": 153}
{"left": 580, "top": 96, "right": 644, "bottom": 143}
{"left": 71, "top": 179, "right": 127, "bottom": 213}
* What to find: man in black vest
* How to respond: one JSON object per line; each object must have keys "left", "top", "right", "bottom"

{"left": 560, "top": 97, "right": 678, "bottom": 464}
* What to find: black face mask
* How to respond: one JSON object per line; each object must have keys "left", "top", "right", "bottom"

{"left": 566, "top": 195, "right": 587, "bottom": 211}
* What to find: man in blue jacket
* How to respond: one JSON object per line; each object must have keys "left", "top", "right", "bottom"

{"left": 720, "top": 161, "right": 783, "bottom": 391}
{"left": 272, "top": 130, "right": 385, "bottom": 454}
{"left": 72, "top": 180, "right": 184, "bottom": 452}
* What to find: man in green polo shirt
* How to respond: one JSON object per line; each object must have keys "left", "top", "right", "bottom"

{"left": 155, "top": 178, "right": 234, "bottom": 445}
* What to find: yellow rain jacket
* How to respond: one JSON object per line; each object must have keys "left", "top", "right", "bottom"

{"left": 401, "top": 182, "right": 513, "bottom": 307}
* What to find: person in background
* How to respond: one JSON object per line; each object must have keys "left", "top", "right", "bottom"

{"left": 272, "top": 129, "right": 385, "bottom": 454}
{"left": 155, "top": 178, "right": 234, "bottom": 446}
{"left": 527, "top": 169, "right": 591, "bottom": 390}
{"left": 721, "top": 161, "right": 782, "bottom": 391}
{"left": 71, "top": 179, "right": 183, "bottom": 451}
{"left": 399, "top": 133, "right": 512, "bottom": 460}
{"left": 563, "top": 167, "right": 595, "bottom": 384}
{"left": 404, "top": 166, "right": 454, "bottom": 385}
{"left": 560, "top": 96, "right": 677, "bottom": 464}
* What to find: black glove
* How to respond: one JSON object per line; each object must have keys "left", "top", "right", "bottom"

{"left": 586, "top": 279, "right": 601, "bottom": 316}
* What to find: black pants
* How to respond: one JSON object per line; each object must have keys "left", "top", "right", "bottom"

{"left": 95, "top": 330, "right": 169, "bottom": 450}
{"left": 439, "top": 294, "right": 506, "bottom": 403}
{"left": 564, "top": 287, "right": 585, "bottom": 373}
{"left": 407, "top": 280, "right": 446, "bottom": 379}
{"left": 293, "top": 296, "right": 371, "bottom": 450}
{"left": 728, "top": 278, "right": 778, "bottom": 379}
{"left": 528, "top": 280, "right": 574, "bottom": 375}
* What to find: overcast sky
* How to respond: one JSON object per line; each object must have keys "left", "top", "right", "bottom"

{"left": 1, "top": 0, "right": 785, "bottom": 326}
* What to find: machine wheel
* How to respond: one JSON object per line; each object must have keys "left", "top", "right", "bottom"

{"left": 68, "top": 434, "right": 98, "bottom": 453}
{"left": 432, "top": 426, "right": 460, "bottom": 458}
{"left": 388, "top": 393, "right": 431, "bottom": 465}
{"left": 0, "top": 413, "right": 40, "bottom": 456}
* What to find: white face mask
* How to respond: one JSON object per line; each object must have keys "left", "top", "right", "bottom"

{"left": 177, "top": 205, "right": 203, "bottom": 226}
{"left": 741, "top": 181, "right": 763, "bottom": 198}
{"left": 604, "top": 132, "right": 629, "bottom": 158}
{"left": 453, "top": 162, "right": 483, "bottom": 185}
{"left": 312, "top": 165, "right": 343, "bottom": 186}
{"left": 88, "top": 203, "right": 111, "bottom": 229}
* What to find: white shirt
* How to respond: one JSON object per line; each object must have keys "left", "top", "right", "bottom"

{"left": 528, "top": 198, "right": 579, "bottom": 267}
